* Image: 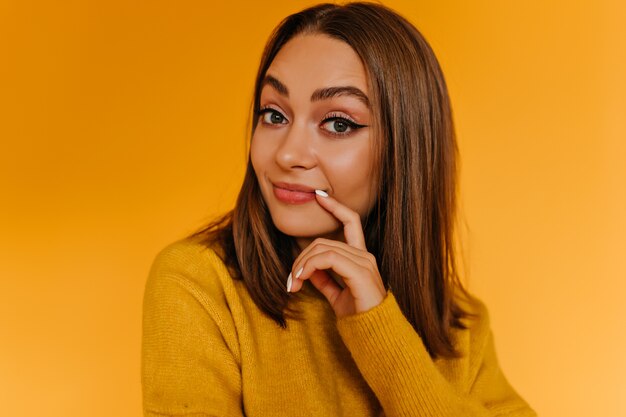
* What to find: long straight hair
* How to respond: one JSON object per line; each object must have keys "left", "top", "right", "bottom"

{"left": 190, "top": 1, "right": 476, "bottom": 359}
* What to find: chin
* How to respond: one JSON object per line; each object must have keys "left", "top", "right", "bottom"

{"left": 270, "top": 211, "right": 340, "bottom": 238}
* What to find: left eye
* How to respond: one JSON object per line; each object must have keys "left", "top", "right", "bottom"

{"left": 321, "top": 117, "right": 363, "bottom": 136}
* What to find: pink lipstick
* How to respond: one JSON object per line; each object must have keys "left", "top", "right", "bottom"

{"left": 272, "top": 182, "right": 317, "bottom": 204}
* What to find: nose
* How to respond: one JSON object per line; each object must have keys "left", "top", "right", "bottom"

{"left": 274, "top": 118, "right": 316, "bottom": 171}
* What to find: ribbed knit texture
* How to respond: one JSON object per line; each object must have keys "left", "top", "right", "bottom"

{"left": 141, "top": 238, "right": 537, "bottom": 417}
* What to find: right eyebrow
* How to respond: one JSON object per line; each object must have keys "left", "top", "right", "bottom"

{"left": 262, "top": 74, "right": 290, "bottom": 97}
{"left": 261, "top": 74, "right": 371, "bottom": 109}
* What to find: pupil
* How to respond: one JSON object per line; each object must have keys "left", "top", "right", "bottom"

{"left": 335, "top": 120, "right": 347, "bottom": 132}
{"left": 271, "top": 113, "right": 282, "bottom": 123}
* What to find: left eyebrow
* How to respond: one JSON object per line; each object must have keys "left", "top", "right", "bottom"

{"left": 311, "top": 85, "right": 370, "bottom": 109}
{"left": 261, "top": 74, "right": 370, "bottom": 109}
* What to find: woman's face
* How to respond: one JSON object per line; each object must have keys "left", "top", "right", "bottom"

{"left": 251, "top": 33, "right": 377, "bottom": 250}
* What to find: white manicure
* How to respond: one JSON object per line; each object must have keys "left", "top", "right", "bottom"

{"left": 295, "top": 267, "right": 303, "bottom": 279}
{"left": 287, "top": 272, "right": 292, "bottom": 292}
{"left": 315, "top": 189, "right": 328, "bottom": 197}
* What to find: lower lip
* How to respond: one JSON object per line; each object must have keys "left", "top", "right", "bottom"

{"left": 272, "top": 185, "right": 316, "bottom": 204}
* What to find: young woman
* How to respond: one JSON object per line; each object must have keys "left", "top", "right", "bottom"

{"left": 141, "top": 2, "right": 537, "bottom": 416}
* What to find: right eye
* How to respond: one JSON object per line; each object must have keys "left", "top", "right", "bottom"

{"left": 258, "top": 108, "right": 288, "bottom": 125}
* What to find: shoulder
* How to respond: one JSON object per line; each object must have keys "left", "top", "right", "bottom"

{"left": 452, "top": 292, "right": 493, "bottom": 362}
{"left": 458, "top": 292, "right": 490, "bottom": 329}
{"left": 142, "top": 238, "right": 244, "bottom": 372}
{"left": 145, "top": 237, "right": 235, "bottom": 308}
{"left": 148, "top": 237, "right": 224, "bottom": 278}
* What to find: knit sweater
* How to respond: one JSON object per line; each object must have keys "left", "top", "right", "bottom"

{"left": 141, "top": 238, "right": 537, "bottom": 417}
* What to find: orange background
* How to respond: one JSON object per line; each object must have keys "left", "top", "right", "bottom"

{"left": 1, "top": 1, "right": 624, "bottom": 416}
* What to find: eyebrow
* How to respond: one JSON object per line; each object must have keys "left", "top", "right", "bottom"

{"left": 261, "top": 74, "right": 370, "bottom": 109}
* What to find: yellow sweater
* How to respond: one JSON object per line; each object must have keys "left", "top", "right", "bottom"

{"left": 141, "top": 238, "right": 537, "bottom": 417}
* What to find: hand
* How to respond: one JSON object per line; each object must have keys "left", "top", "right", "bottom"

{"left": 287, "top": 190, "right": 387, "bottom": 319}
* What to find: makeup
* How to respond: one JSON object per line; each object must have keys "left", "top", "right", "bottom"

{"left": 273, "top": 185, "right": 316, "bottom": 204}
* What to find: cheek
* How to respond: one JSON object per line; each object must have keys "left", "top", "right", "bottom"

{"left": 250, "top": 132, "right": 268, "bottom": 175}
{"left": 325, "top": 143, "right": 375, "bottom": 208}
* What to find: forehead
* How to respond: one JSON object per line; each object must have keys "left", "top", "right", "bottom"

{"left": 265, "top": 33, "right": 368, "bottom": 95}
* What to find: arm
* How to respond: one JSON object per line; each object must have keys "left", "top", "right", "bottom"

{"left": 336, "top": 291, "right": 536, "bottom": 417}
{"left": 141, "top": 252, "right": 244, "bottom": 417}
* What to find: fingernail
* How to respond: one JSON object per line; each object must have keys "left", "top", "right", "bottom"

{"left": 295, "top": 267, "right": 303, "bottom": 279}
{"left": 315, "top": 189, "right": 328, "bottom": 197}
{"left": 287, "top": 272, "right": 292, "bottom": 292}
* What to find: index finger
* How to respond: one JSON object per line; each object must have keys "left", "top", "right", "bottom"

{"left": 314, "top": 189, "right": 367, "bottom": 251}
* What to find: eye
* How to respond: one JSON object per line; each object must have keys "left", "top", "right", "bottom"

{"left": 321, "top": 112, "right": 367, "bottom": 137}
{"left": 257, "top": 107, "right": 288, "bottom": 125}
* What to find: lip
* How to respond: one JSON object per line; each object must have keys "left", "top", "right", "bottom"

{"left": 271, "top": 181, "right": 318, "bottom": 204}
{"left": 272, "top": 181, "right": 317, "bottom": 193}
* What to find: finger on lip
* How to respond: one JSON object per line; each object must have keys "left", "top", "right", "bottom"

{"left": 315, "top": 189, "right": 329, "bottom": 197}
{"left": 315, "top": 190, "right": 352, "bottom": 220}
{"left": 315, "top": 190, "right": 367, "bottom": 250}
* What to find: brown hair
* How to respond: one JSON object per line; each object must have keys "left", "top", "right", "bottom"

{"left": 190, "top": 1, "right": 476, "bottom": 359}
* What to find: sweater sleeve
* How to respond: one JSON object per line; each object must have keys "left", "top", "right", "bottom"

{"left": 335, "top": 290, "right": 537, "bottom": 417}
{"left": 141, "top": 245, "right": 244, "bottom": 417}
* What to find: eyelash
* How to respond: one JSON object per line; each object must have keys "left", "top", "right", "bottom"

{"left": 256, "top": 106, "right": 366, "bottom": 137}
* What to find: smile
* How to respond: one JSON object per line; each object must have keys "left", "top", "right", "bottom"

{"left": 271, "top": 181, "right": 319, "bottom": 205}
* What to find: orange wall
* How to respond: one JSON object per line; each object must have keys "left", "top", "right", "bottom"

{"left": 1, "top": 1, "right": 624, "bottom": 416}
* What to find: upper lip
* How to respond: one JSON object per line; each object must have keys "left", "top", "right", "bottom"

{"left": 272, "top": 181, "right": 318, "bottom": 193}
